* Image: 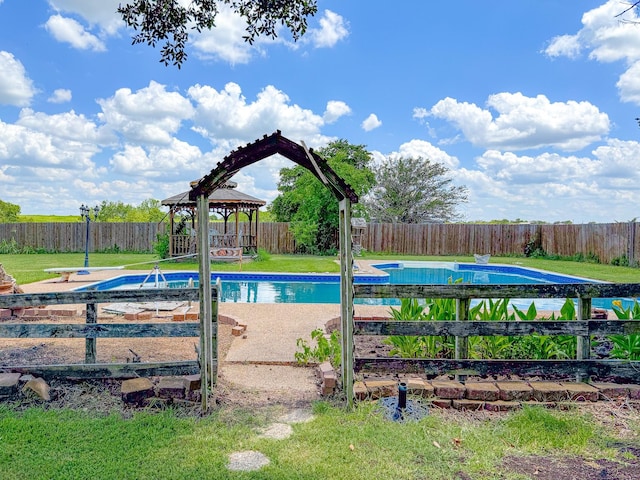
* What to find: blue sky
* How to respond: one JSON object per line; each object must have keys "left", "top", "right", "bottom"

{"left": 0, "top": 1, "right": 639, "bottom": 222}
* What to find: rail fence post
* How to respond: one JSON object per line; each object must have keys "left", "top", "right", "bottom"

{"left": 455, "top": 297, "right": 470, "bottom": 382}
{"left": 576, "top": 297, "right": 592, "bottom": 382}
{"left": 85, "top": 303, "right": 97, "bottom": 364}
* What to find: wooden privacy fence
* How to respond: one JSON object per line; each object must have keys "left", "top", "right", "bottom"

{"left": 362, "top": 222, "right": 640, "bottom": 265}
{"left": 1, "top": 221, "right": 639, "bottom": 263}
{"left": 0, "top": 288, "right": 217, "bottom": 394}
{"left": 0, "top": 222, "right": 167, "bottom": 253}
{"left": 349, "top": 283, "right": 640, "bottom": 400}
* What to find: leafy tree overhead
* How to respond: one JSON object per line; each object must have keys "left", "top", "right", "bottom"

{"left": 97, "top": 198, "right": 166, "bottom": 222}
{"left": 0, "top": 199, "right": 20, "bottom": 223}
{"left": 118, "top": 0, "right": 318, "bottom": 67}
{"left": 269, "top": 140, "right": 376, "bottom": 253}
{"left": 364, "top": 156, "right": 468, "bottom": 224}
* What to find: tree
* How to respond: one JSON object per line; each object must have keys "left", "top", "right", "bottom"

{"left": 269, "top": 140, "right": 376, "bottom": 253}
{"left": 118, "top": 0, "right": 318, "bottom": 67}
{"left": 364, "top": 156, "right": 468, "bottom": 224}
{"left": 97, "top": 198, "right": 166, "bottom": 222}
{"left": 0, "top": 199, "right": 20, "bottom": 223}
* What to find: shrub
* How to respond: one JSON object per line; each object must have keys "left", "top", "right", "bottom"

{"left": 295, "top": 328, "right": 341, "bottom": 367}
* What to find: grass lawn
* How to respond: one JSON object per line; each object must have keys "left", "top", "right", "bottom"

{"left": 0, "top": 401, "right": 637, "bottom": 480}
{"left": 1, "top": 252, "right": 639, "bottom": 285}
{"left": 1, "top": 253, "right": 639, "bottom": 478}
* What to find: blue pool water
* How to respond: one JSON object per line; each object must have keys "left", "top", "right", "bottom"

{"left": 75, "top": 261, "right": 629, "bottom": 310}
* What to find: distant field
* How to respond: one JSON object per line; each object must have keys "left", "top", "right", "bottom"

{"left": 18, "top": 215, "right": 80, "bottom": 222}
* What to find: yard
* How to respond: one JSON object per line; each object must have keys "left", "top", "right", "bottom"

{"left": 1, "top": 253, "right": 639, "bottom": 479}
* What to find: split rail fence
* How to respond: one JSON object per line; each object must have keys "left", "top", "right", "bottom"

{"left": 350, "top": 282, "right": 640, "bottom": 390}
{"left": 0, "top": 288, "right": 216, "bottom": 382}
{"left": 1, "top": 222, "right": 639, "bottom": 264}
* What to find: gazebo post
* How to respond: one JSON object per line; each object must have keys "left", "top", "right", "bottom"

{"left": 235, "top": 206, "right": 240, "bottom": 249}
{"left": 168, "top": 208, "right": 174, "bottom": 258}
{"left": 255, "top": 208, "right": 260, "bottom": 252}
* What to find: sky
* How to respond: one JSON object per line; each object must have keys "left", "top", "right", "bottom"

{"left": 1, "top": 1, "right": 640, "bottom": 223}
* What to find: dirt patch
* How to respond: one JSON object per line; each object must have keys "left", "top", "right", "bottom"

{"left": 502, "top": 453, "right": 640, "bottom": 480}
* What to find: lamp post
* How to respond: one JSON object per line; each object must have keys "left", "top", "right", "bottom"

{"left": 78, "top": 204, "right": 100, "bottom": 275}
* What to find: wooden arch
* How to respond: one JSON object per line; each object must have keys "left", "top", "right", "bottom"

{"left": 190, "top": 130, "right": 358, "bottom": 202}
{"left": 190, "top": 130, "right": 358, "bottom": 408}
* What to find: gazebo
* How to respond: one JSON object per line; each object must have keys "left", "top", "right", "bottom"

{"left": 161, "top": 181, "right": 266, "bottom": 258}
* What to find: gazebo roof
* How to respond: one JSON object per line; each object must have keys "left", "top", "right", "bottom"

{"left": 162, "top": 182, "right": 266, "bottom": 209}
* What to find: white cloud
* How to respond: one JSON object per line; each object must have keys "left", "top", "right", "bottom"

{"left": 47, "top": 88, "right": 72, "bottom": 103}
{"left": 361, "top": 113, "right": 382, "bottom": 132}
{"left": 97, "top": 81, "right": 195, "bottom": 145}
{"left": 48, "top": 0, "right": 123, "bottom": 35}
{"left": 16, "top": 108, "right": 113, "bottom": 146}
{"left": 190, "top": 6, "right": 257, "bottom": 65}
{"left": 110, "top": 139, "right": 203, "bottom": 180}
{"left": 45, "top": 14, "right": 106, "bottom": 51}
{"left": 616, "top": 60, "right": 640, "bottom": 104}
{"left": 544, "top": 0, "right": 640, "bottom": 104}
{"left": 453, "top": 138, "right": 640, "bottom": 222}
{"left": 188, "top": 82, "right": 329, "bottom": 147}
{"left": 394, "top": 139, "right": 460, "bottom": 170}
{"left": 0, "top": 119, "right": 96, "bottom": 170}
{"left": 307, "top": 10, "right": 349, "bottom": 48}
{"left": 429, "top": 92, "right": 609, "bottom": 151}
{"left": 323, "top": 100, "right": 351, "bottom": 123}
{"left": 0, "top": 51, "right": 36, "bottom": 106}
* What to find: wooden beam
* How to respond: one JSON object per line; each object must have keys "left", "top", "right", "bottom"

{"left": 0, "top": 288, "right": 200, "bottom": 309}
{"left": 354, "top": 358, "right": 640, "bottom": 383}
{"left": 1, "top": 361, "right": 200, "bottom": 380}
{"left": 0, "top": 322, "right": 200, "bottom": 338}
{"left": 354, "top": 319, "right": 640, "bottom": 336}
{"left": 354, "top": 283, "right": 640, "bottom": 300}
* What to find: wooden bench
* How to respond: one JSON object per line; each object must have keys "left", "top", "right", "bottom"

{"left": 210, "top": 248, "right": 243, "bottom": 268}
{"left": 43, "top": 266, "right": 124, "bottom": 282}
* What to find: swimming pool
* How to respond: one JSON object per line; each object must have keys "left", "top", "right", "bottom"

{"left": 75, "top": 261, "right": 628, "bottom": 309}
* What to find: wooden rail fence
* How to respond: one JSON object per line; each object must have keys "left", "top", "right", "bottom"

{"left": 349, "top": 283, "right": 640, "bottom": 400}
{"left": 0, "top": 288, "right": 216, "bottom": 383}
{"left": 1, "top": 221, "right": 639, "bottom": 264}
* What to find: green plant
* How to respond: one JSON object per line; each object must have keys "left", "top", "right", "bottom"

{"left": 153, "top": 232, "right": 170, "bottom": 259}
{"left": 295, "top": 328, "right": 341, "bottom": 367}
{"left": 254, "top": 248, "right": 271, "bottom": 262}
{"left": 607, "top": 300, "right": 640, "bottom": 360}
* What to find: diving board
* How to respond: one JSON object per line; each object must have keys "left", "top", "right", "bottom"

{"left": 43, "top": 266, "right": 124, "bottom": 282}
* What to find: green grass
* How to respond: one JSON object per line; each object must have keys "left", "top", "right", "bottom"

{"left": 0, "top": 402, "right": 632, "bottom": 480}
{"left": 2, "top": 251, "right": 639, "bottom": 285}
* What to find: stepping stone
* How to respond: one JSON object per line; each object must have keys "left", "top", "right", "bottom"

{"left": 228, "top": 451, "right": 270, "bottom": 471}
{"left": 258, "top": 423, "right": 293, "bottom": 440}
{"left": 0, "top": 372, "right": 21, "bottom": 396}
{"left": 279, "top": 409, "right": 315, "bottom": 424}
{"left": 22, "top": 377, "right": 51, "bottom": 401}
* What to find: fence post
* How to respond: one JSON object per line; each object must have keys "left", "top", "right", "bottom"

{"left": 455, "top": 298, "right": 470, "bottom": 382}
{"left": 85, "top": 303, "right": 97, "bottom": 364}
{"left": 576, "top": 297, "right": 591, "bottom": 382}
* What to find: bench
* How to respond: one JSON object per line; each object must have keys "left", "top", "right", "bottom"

{"left": 210, "top": 247, "right": 243, "bottom": 268}
{"left": 43, "top": 266, "right": 124, "bottom": 282}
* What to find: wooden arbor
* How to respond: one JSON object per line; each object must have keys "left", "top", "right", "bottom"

{"left": 161, "top": 182, "right": 266, "bottom": 258}
{"left": 189, "top": 130, "right": 359, "bottom": 406}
